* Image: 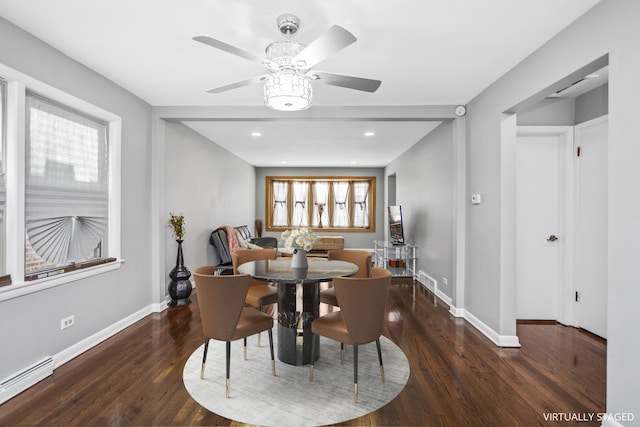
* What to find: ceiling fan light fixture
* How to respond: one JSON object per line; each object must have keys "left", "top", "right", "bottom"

{"left": 265, "top": 40, "right": 305, "bottom": 65}
{"left": 194, "top": 12, "right": 379, "bottom": 109}
{"left": 264, "top": 69, "right": 312, "bottom": 111}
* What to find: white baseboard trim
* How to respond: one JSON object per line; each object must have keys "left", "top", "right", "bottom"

{"left": 151, "top": 296, "right": 173, "bottom": 313}
{"left": 54, "top": 302, "right": 161, "bottom": 368}
{"left": 417, "top": 270, "right": 520, "bottom": 348}
{"left": 0, "top": 299, "right": 167, "bottom": 405}
{"left": 417, "top": 270, "right": 454, "bottom": 310}
{"left": 449, "top": 305, "right": 465, "bottom": 318}
{"left": 462, "top": 309, "right": 521, "bottom": 348}
{"left": 435, "top": 288, "right": 453, "bottom": 307}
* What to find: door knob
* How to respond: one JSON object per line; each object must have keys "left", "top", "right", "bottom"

{"left": 547, "top": 235, "right": 558, "bottom": 242}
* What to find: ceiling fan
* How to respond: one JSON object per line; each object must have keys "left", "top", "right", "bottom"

{"left": 193, "top": 13, "right": 382, "bottom": 111}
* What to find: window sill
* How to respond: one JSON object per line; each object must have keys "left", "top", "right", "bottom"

{"left": 0, "top": 258, "right": 125, "bottom": 303}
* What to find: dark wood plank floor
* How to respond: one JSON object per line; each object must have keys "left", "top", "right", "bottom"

{"left": 0, "top": 282, "right": 606, "bottom": 426}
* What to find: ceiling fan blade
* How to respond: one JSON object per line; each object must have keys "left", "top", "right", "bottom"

{"left": 206, "top": 76, "right": 265, "bottom": 94}
{"left": 193, "top": 35, "right": 265, "bottom": 65}
{"left": 312, "top": 71, "right": 381, "bottom": 93}
{"left": 292, "top": 25, "right": 357, "bottom": 69}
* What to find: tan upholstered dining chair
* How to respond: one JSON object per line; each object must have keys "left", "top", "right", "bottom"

{"left": 231, "top": 248, "right": 278, "bottom": 308}
{"left": 319, "top": 249, "right": 372, "bottom": 307}
{"left": 193, "top": 267, "right": 275, "bottom": 398}
{"left": 309, "top": 267, "right": 392, "bottom": 403}
{"left": 232, "top": 248, "right": 278, "bottom": 345}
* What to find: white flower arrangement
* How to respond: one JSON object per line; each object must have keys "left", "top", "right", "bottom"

{"left": 281, "top": 227, "right": 319, "bottom": 252}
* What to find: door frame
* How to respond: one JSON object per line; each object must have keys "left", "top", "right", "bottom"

{"left": 573, "top": 115, "right": 608, "bottom": 336}
{"left": 515, "top": 125, "right": 576, "bottom": 326}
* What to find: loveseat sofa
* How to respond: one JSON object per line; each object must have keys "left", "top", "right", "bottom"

{"left": 209, "top": 225, "right": 278, "bottom": 274}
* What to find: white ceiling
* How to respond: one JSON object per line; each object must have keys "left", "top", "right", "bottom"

{"left": 0, "top": 0, "right": 600, "bottom": 166}
{"left": 183, "top": 120, "right": 443, "bottom": 167}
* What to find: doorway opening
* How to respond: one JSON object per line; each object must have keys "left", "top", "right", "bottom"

{"left": 504, "top": 55, "right": 609, "bottom": 340}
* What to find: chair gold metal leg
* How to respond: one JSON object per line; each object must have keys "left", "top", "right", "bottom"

{"left": 243, "top": 337, "right": 248, "bottom": 360}
{"left": 272, "top": 360, "right": 276, "bottom": 376}
{"left": 226, "top": 378, "right": 230, "bottom": 399}
{"left": 200, "top": 363, "right": 206, "bottom": 380}
{"left": 380, "top": 365, "right": 386, "bottom": 383}
{"left": 341, "top": 343, "right": 345, "bottom": 365}
{"left": 309, "top": 364, "right": 314, "bottom": 382}
{"left": 353, "top": 345, "right": 359, "bottom": 403}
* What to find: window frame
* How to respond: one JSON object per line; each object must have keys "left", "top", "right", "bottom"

{"left": 0, "top": 78, "right": 7, "bottom": 283}
{"left": 0, "top": 63, "right": 122, "bottom": 300}
{"left": 265, "top": 176, "right": 376, "bottom": 232}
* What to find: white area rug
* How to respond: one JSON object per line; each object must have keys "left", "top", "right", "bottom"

{"left": 183, "top": 332, "right": 410, "bottom": 427}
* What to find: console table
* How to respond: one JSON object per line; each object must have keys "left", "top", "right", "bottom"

{"left": 373, "top": 241, "right": 418, "bottom": 280}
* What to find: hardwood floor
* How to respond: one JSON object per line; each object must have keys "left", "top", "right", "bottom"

{"left": 0, "top": 282, "right": 606, "bottom": 426}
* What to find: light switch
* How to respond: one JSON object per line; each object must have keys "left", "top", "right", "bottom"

{"left": 471, "top": 194, "right": 482, "bottom": 205}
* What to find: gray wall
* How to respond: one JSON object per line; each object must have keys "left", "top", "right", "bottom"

{"left": 575, "top": 83, "right": 608, "bottom": 124}
{"left": 164, "top": 122, "right": 256, "bottom": 279}
{"left": 517, "top": 98, "right": 575, "bottom": 125}
{"left": 255, "top": 167, "right": 385, "bottom": 249}
{"left": 465, "top": 0, "right": 639, "bottom": 419}
{"left": 517, "top": 84, "right": 608, "bottom": 126}
{"left": 0, "top": 17, "right": 152, "bottom": 379}
{"left": 386, "top": 122, "right": 454, "bottom": 298}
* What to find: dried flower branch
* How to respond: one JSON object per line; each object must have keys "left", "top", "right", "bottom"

{"left": 169, "top": 213, "right": 185, "bottom": 240}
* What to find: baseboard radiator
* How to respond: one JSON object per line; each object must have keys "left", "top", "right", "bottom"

{"left": 0, "top": 357, "right": 53, "bottom": 405}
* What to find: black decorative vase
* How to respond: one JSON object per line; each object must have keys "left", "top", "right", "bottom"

{"left": 168, "top": 239, "right": 192, "bottom": 306}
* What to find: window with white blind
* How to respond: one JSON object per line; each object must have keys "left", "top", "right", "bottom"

{"left": 24, "top": 93, "right": 109, "bottom": 277}
{"left": 266, "top": 176, "right": 375, "bottom": 232}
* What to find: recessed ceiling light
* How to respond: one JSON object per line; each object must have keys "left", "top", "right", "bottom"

{"left": 350, "top": 161, "right": 358, "bottom": 165}
{"left": 251, "top": 132, "right": 262, "bottom": 137}
{"left": 363, "top": 131, "right": 375, "bottom": 137}
{"left": 280, "top": 161, "right": 287, "bottom": 164}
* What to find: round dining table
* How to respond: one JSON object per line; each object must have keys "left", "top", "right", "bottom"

{"left": 237, "top": 258, "right": 358, "bottom": 365}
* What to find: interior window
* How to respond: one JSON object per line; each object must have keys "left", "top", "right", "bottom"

{"left": 24, "top": 92, "right": 109, "bottom": 278}
{"left": 292, "top": 181, "right": 309, "bottom": 227}
{"left": 272, "top": 180, "right": 289, "bottom": 227}
{"left": 266, "top": 176, "right": 375, "bottom": 232}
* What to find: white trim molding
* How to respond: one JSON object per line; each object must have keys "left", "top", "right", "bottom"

{"left": 0, "top": 300, "right": 169, "bottom": 405}
{"left": 462, "top": 309, "right": 521, "bottom": 347}
{"left": 0, "top": 61, "right": 123, "bottom": 298}
{"left": 418, "top": 271, "right": 521, "bottom": 347}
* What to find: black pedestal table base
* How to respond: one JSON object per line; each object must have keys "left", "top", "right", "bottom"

{"left": 277, "top": 281, "right": 320, "bottom": 365}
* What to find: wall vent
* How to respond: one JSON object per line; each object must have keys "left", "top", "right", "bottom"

{"left": 418, "top": 270, "right": 437, "bottom": 293}
{"left": 0, "top": 357, "right": 53, "bottom": 405}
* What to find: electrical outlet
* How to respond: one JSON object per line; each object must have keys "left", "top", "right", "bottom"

{"left": 60, "top": 315, "right": 75, "bottom": 330}
{"left": 442, "top": 277, "right": 448, "bottom": 286}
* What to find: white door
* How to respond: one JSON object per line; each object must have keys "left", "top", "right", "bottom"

{"left": 574, "top": 117, "right": 608, "bottom": 338}
{"left": 515, "top": 133, "right": 561, "bottom": 319}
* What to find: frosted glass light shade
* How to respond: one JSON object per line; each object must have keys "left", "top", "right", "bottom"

{"left": 264, "top": 69, "right": 312, "bottom": 111}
